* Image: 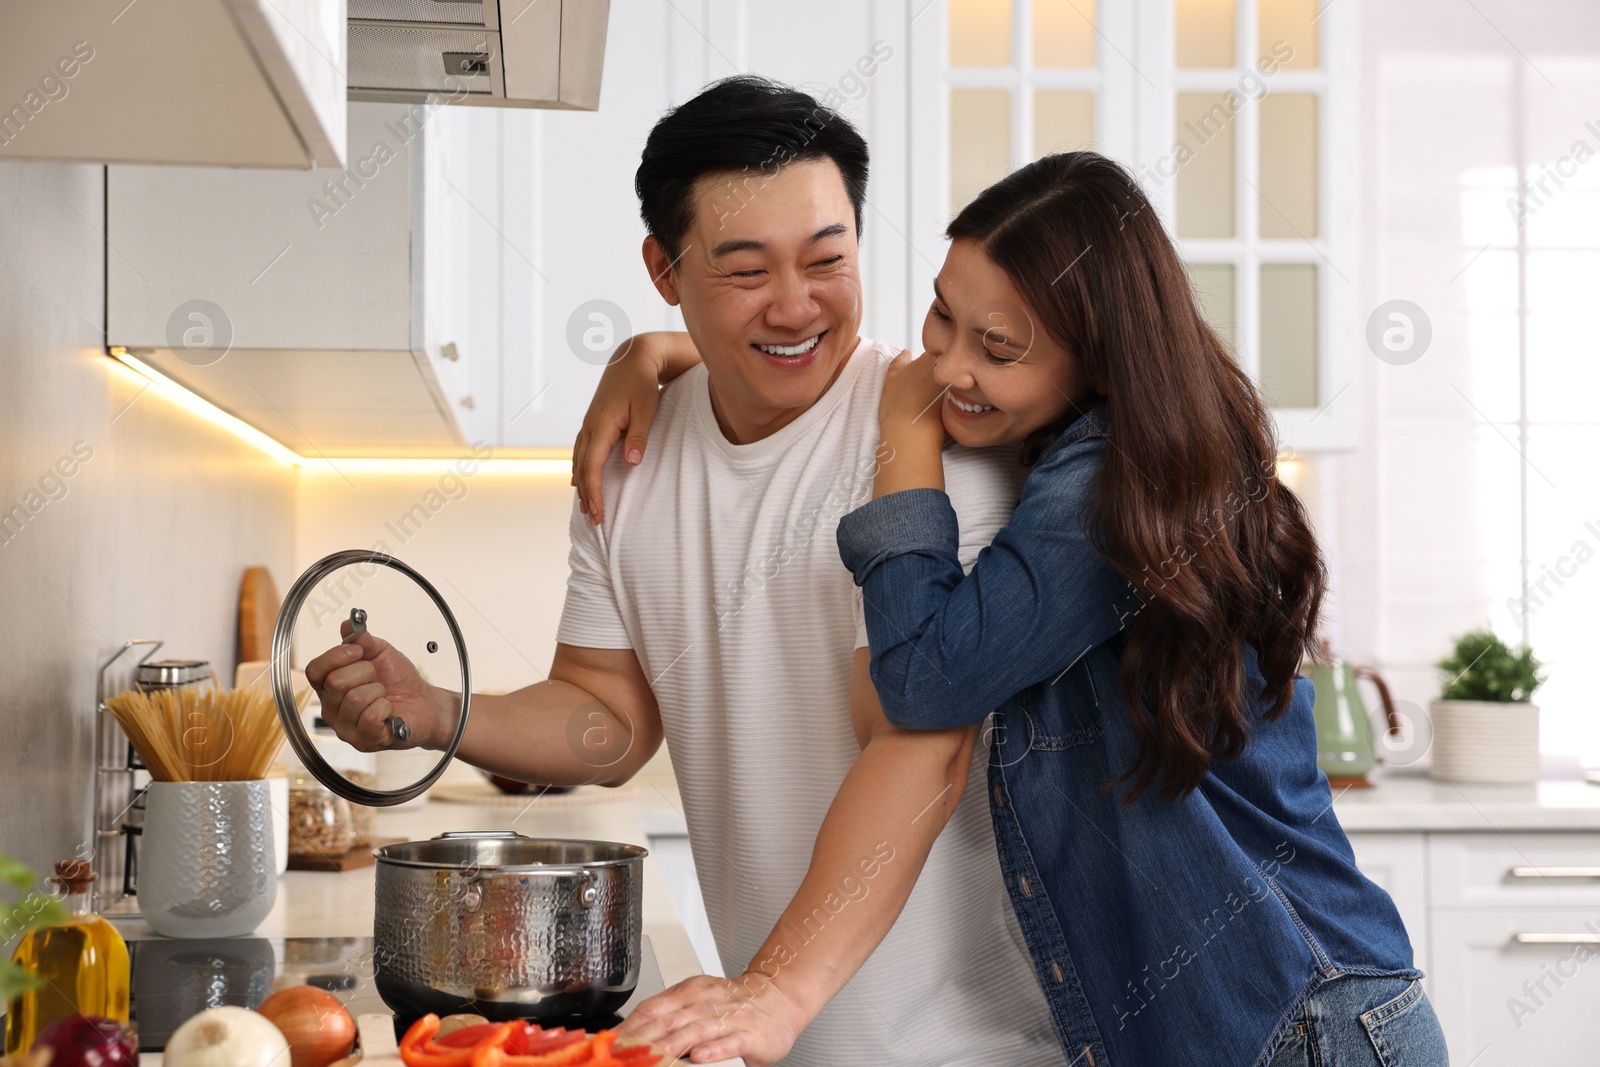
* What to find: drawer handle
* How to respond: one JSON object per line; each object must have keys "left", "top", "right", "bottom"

{"left": 1515, "top": 933, "right": 1600, "bottom": 944}
{"left": 1509, "top": 866, "right": 1600, "bottom": 879}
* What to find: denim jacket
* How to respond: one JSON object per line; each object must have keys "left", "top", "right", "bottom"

{"left": 836, "top": 408, "right": 1419, "bottom": 1067}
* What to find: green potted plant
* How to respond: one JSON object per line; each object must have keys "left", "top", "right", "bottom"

{"left": 1429, "top": 629, "right": 1545, "bottom": 783}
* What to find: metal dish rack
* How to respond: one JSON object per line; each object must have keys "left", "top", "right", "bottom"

{"left": 92, "top": 638, "right": 163, "bottom": 915}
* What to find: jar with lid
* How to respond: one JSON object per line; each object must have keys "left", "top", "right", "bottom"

{"left": 134, "top": 659, "right": 213, "bottom": 693}
{"left": 286, "top": 775, "right": 355, "bottom": 859}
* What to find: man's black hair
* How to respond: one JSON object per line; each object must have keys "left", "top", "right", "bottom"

{"left": 635, "top": 75, "right": 870, "bottom": 261}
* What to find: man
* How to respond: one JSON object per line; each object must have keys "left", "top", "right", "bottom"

{"left": 308, "top": 76, "right": 1061, "bottom": 1067}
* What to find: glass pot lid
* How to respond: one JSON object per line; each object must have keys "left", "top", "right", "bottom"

{"left": 271, "top": 549, "right": 471, "bottom": 806}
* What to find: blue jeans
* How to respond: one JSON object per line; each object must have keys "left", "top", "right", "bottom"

{"left": 1268, "top": 975, "right": 1448, "bottom": 1066}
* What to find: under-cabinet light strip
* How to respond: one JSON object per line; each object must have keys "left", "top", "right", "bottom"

{"left": 308, "top": 457, "right": 572, "bottom": 476}
{"left": 109, "top": 348, "right": 301, "bottom": 466}
{"left": 107, "top": 349, "right": 571, "bottom": 475}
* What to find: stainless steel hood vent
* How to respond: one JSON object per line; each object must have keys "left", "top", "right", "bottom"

{"left": 348, "top": 0, "right": 609, "bottom": 110}
{"left": 351, "top": 25, "right": 494, "bottom": 95}
{"left": 351, "top": 0, "right": 488, "bottom": 22}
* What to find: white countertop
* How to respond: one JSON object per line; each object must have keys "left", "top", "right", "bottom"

{"left": 123, "top": 780, "right": 742, "bottom": 1066}
{"left": 1331, "top": 765, "right": 1600, "bottom": 832}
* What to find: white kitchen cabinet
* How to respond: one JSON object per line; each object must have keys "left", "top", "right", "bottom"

{"left": 422, "top": 105, "right": 505, "bottom": 448}
{"left": 107, "top": 102, "right": 498, "bottom": 453}
{"left": 1422, "top": 832, "right": 1600, "bottom": 1061}
{"left": 1347, "top": 831, "right": 1432, "bottom": 978}
{"left": 0, "top": 0, "right": 346, "bottom": 169}
{"left": 1430, "top": 908, "right": 1600, "bottom": 1067}
{"left": 1331, "top": 779, "right": 1600, "bottom": 1060}
{"left": 1428, "top": 832, "right": 1600, "bottom": 909}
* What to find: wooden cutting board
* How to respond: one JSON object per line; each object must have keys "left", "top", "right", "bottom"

{"left": 238, "top": 566, "right": 281, "bottom": 664}
{"left": 287, "top": 838, "right": 403, "bottom": 872}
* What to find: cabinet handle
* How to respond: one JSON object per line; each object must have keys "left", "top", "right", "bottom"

{"left": 1515, "top": 933, "right": 1600, "bottom": 944}
{"left": 441, "top": 342, "right": 460, "bottom": 362}
{"left": 459, "top": 395, "right": 475, "bottom": 410}
{"left": 1509, "top": 866, "right": 1600, "bottom": 879}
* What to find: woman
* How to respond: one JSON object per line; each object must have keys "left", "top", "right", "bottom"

{"left": 830, "top": 152, "right": 1446, "bottom": 1066}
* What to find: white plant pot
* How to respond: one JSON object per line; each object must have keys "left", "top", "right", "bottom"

{"left": 1428, "top": 700, "right": 1540, "bottom": 784}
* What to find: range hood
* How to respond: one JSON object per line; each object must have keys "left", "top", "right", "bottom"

{"left": 347, "top": 0, "right": 609, "bottom": 110}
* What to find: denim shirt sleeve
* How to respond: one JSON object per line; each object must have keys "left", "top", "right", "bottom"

{"left": 836, "top": 436, "right": 1135, "bottom": 730}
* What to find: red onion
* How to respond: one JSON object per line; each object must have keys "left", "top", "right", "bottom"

{"left": 31, "top": 1015, "right": 138, "bottom": 1067}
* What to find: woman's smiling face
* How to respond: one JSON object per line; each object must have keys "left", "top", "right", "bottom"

{"left": 922, "top": 237, "right": 1096, "bottom": 448}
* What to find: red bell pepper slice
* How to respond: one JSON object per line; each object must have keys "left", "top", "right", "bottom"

{"left": 612, "top": 1044, "right": 662, "bottom": 1067}
{"left": 470, "top": 1022, "right": 529, "bottom": 1066}
{"left": 399, "top": 1014, "right": 478, "bottom": 1067}
{"left": 471, "top": 1027, "right": 619, "bottom": 1067}
{"left": 508, "top": 1028, "right": 584, "bottom": 1056}
{"left": 403, "top": 1015, "right": 653, "bottom": 1067}
{"left": 579, "top": 1031, "right": 621, "bottom": 1067}
{"left": 435, "top": 1023, "right": 503, "bottom": 1048}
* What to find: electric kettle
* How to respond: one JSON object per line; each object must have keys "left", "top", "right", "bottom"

{"left": 1305, "top": 642, "right": 1401, "bottom": 787}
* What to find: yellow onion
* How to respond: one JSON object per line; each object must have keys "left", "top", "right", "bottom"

{"left": 256, "top": 986, "right": 357, "bottom": 1067}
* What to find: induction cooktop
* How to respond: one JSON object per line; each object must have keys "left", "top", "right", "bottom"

{"left": 125, "top": 934, "right": 667, "bottom": 1052}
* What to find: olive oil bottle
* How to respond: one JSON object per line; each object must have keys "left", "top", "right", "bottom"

{"left": 3, "top": 861, "right": 129, "bottom": 1054}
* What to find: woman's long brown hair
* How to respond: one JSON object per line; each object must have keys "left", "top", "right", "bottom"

{"left": 948, "top": 152, "right": 1326, "bottom": 803}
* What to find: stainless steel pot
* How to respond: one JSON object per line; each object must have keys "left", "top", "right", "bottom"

{"left": 373, "top": 831, "right": 646, "bottom": 1022}
{"left": 270, "top": 552, "right": 653, "bottom": 1023}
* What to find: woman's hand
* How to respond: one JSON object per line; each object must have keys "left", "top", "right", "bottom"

{"left": 878, "top": 349, "right": 947, "bottom": 441}
{"left": 571, "top": 331, "right": 702, "bottom": 525}
{"left": 874, "top": 350, "right": 948, "bottom": 498}
{"left": 616, "top": 972, "right": 806, "bottom": 1067}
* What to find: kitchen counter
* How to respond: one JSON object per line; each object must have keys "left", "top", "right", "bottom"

{"left": 119, "top": 781, "right": 744, "bottom": 1066}
{"left": 1331, "top": 765, "right": 1600, "bottom": 831}
{"left": 111, "top": 767, "right": 1600, "bottom": 1064}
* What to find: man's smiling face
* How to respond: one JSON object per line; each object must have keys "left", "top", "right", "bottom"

{"left": 645, "top": 159, "right": 863, "bottom": 443}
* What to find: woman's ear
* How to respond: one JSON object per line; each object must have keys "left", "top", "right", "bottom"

{"left": 642, "top": 236, "right": 683, "bottom": 307}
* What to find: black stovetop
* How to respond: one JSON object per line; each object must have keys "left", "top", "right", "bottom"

{"left": 126, "top": 935, "right": 665, "bottom": 1052}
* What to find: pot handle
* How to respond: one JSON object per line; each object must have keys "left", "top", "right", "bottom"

{"left": 444, "top": 840, "right": 601, "bottom": 907}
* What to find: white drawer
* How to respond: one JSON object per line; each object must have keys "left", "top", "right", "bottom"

{"left": 1429, "top": 833, "right": 1600, "bottom": 908}
{"left": 1430, "top": 907, "right": 1600, "bottom": 1067}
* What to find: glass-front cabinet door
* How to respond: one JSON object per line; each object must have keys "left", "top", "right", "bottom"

{"left": 909, "top": 0, "right": 1357, "bottom": 450}
{"left": 942, "top": 0, "right": 1135, "bottom": 214}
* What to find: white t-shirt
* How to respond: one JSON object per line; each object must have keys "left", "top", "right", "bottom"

{"left": 557, "top": 338, "right": 1063, "bottom": 1067}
